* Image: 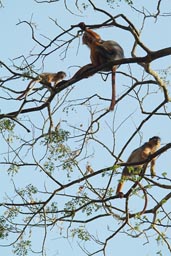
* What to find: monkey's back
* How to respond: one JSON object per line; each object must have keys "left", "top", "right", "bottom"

{"left": 94, "top": 40, "right": 124, "bottom": 71}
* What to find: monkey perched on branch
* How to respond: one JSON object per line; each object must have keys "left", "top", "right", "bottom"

{"left": 116, "top": 136, "right": 161, "bottom": 197}
{"left": 17, "top": 71, "right": 66, "bottom": 99}
{"left": 78, "top": 22, "right": 124, "bottom": 111}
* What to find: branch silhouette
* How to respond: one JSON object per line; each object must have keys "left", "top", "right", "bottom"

{"left": 1, "top": 47, "right": 171, "bottom": 119}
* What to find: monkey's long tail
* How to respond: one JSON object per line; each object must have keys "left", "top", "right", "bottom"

{"left": 137, "top": 181, "right": 148, "bottom": 215}
{"left": 109, "top": 66, "right": 116, "bottom": 111}
{"left": 125, "top": 180, "right": 148, "bottom": 215}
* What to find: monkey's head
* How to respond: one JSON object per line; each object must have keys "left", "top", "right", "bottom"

{"left": 56, "top": 71, "right": 66, "bottom": 80}
{"left": 82, "top": 32, "right": 93, "bottom": 46}
{"left": 78, "top": 22, "right": 86, "bottom": 30}
{"left": 149, "top": 136, "right": 161, "bottom": 146}
{"left": 82, "top": 30, "right": 101, "bottom": 47}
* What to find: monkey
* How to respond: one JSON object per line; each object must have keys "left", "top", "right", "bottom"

{"left": 17, "top": 71, "right": 66, "bottom": 99}
{"left": 78, "top": 22, "right": 124, "bottom": 111}
{"left": 116, "top": 136, "right": 161, "bottom": 197}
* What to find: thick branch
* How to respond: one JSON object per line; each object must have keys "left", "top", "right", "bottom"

{"left": 117, "top": 143, "right": 171, "bottom": 167}
{"left": 1, "top": 47, "right": 171, "bottom": 119}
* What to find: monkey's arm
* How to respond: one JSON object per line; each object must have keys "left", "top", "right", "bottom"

{"left": 141, "top": 146, "right": 157, "bottom": 177}
{"left": 150, "top": 158, "right": 156, "bottom": 177}
{"left": 78, "top": 22, "right": 101, "bottom": 42}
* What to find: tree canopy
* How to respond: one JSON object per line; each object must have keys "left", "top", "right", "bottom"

{"left": 0, "top": 0, "right": 171, "bottom": 255}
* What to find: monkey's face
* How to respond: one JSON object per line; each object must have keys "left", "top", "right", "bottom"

{"left": 149, "top": 136, "right": 161, "bottom": 146}
{"left": 82, "top": 32, "right": 93, "bottom": 46}
{"left": 82, "top": 31, "right": 101, "bottom": 47}
{"left": 58, "top": 72, "right": 66, "bottom": 80}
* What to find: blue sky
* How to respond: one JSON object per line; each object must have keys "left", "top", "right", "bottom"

{"left": 0, "top": 0, "right": 171, "bottom": 255}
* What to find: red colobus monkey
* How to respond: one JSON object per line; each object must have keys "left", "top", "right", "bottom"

{"left": 116, "top": 136, "right": 161, "bottom": 197}
{"left": 78, "top": 22, "right": 124, "bottom": 110}
{"left": 17, "top": 71, "right": 66, "bottom": 99}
